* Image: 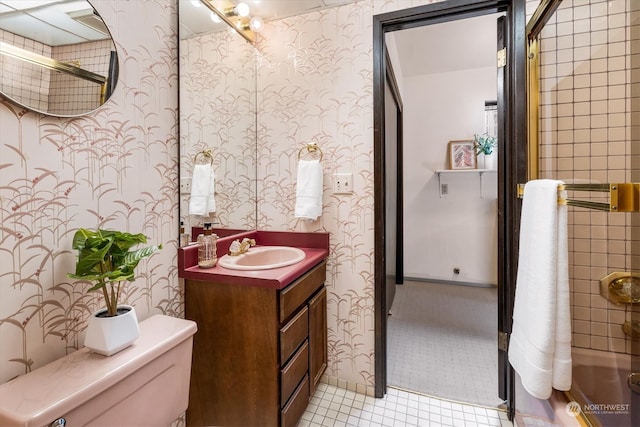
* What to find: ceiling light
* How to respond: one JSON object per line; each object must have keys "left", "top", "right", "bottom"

{"left": 67, "top": 9, "right": 109, "bottom": 36}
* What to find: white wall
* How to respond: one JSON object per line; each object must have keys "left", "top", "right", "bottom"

{"left": 403, "top": 66, "right": 498, "bottom": 285}
{"left": 385, "top": 33, "right": 405, "bottom": 95}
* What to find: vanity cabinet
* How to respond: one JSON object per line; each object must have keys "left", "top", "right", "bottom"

{"left": 185, "top": 260, "right": 327, "bottom": 427}
{"left": 308, "top": 286, "right": 327, "bottom": 396}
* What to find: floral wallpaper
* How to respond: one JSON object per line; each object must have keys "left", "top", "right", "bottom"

{"left": 255, "top": 0, "right": 436, "bottom": 394}
{"left": 179, "top": 29, "right": 257, "bottom": 231}
{"left": 0, "top": 0, "right": 179, "bottom": 384}
{"left": 0, "top": 0, "right": 441, "bottom": 401}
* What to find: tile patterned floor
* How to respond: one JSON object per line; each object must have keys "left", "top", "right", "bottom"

{"left": 387, "top": 281, "right": 502, "bottom": 407}
{"left": 300, "top": 384, "right": 513, "bottom": 427}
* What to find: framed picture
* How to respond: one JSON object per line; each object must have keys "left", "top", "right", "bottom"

{"left": 448, "top": 140, "right": 476, "bottom": 170}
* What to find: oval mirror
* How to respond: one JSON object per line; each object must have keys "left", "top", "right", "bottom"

{"left": 0, "top": 0, "right": 118, "bottom": 117}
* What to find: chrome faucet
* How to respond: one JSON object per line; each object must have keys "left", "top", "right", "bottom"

{"left": 228, "top": 238, "right": 256, "bottom": 256}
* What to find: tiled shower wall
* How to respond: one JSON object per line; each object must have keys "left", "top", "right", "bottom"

{"left": 632, "top": 0, "right": 640, "bottom": 361}
{"left": 49, "top": 39, "right": 114, "bottom": 115}
{"left": 0, "top": 32, "right": 110, "bottom": 115}
{"left": 533, "top": 0, "right": 636, "bottom": 354}
{"left": 0, "top": 29, "right": 52, "bottom": 112}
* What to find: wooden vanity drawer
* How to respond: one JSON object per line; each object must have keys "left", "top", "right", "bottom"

{"left": 280, "top": 261, "right": 326, "bottom": 323}
{"left": 281, "top": 340, "right": 309, "bottom": 406}
{"left": 280, "top": 306, "right": 308, "bottom": 365}
{"left": 281, "top": 374, "right": 310, "bottom": 427}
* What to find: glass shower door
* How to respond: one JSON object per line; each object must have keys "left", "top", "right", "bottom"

{"left": 515, "top": 0, "right": 640, "bottom": 426}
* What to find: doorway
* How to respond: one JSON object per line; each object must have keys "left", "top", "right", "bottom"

{"left": 373, "top": 0, "right": 529, "bottom": 419}
{"left": 385, "top": 13, "right": 502, "bottom": 408}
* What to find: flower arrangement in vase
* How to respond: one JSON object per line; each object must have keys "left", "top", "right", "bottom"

{"left": 473, "top": 133, "right": 497, "bottom": 169}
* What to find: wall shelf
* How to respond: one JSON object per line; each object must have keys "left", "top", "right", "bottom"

{"left": 435, "top": 169, "right": 497, "bottom": 198}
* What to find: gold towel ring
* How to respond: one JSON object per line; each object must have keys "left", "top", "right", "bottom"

{"left": 297, "top": 143, "right": 323, "bottom": 161}
{"left": 194, "top": 149, "right": 213, "bottom": 165}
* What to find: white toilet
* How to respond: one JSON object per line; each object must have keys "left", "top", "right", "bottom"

{"left": 0, "top": 315, "right": 197, "bottom": 427}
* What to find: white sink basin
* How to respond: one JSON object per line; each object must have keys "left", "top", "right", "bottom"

{"left": 218, "top": 246, "right": 306, "bottom": 270}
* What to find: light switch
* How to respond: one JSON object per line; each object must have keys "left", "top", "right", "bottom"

{"left": 180, "top": 177, "right": 191, "bottom": 194}
{"left": 333, "top": 173, "right": 353, "bottom": 194}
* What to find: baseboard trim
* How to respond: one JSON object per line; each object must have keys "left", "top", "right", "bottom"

{"left": 403, "top": 276, "right": 496, "bottom": 288}
{"left": 322, "top": 374, "right": 376, "bottom": 397}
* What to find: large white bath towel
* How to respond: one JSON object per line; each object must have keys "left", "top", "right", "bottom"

{"left": 295, "top": 159, "right": 323, "bottom": 221}
{"left": 189, "top": 163, "right": 216, "bottom": 216}
{"left": 508, "top": 179, "right": 571, "bottom": 400}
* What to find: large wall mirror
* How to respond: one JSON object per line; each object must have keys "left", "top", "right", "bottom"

{"left": 179, "top": 0, "right": 257, "bottom": 234}
{"left": 0, "top": 0, "right": 118, "bottom": 117}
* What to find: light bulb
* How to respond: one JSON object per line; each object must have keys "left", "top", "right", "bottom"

{"left": 235, "top": 2, "right": 250, "bottom": 17}
{"left": 210, "top": 11, "right": 221, "bottom": 23}
{"left": 249, "top": 16, "right": 264, "bottom": 33}
{"left": 190, "top": 0, "right": 201, "bottom": 7}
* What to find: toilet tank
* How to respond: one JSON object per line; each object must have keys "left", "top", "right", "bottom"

{"left": 0, "top": 315, "right": 197, "bottom": 427}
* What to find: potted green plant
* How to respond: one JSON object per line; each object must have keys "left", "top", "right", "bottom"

{"left": 68, "top": 228, "right": 162, "bottom": 356}
{"left": 473, "top": 133, "right": 497, "bottom": 169}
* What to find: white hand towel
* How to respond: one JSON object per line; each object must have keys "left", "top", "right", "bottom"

{"left": 189, "top": 164, "right": 216, "bottom": 216}
{"left": 508, "top": 179, "right": 571, "bottom": 400}
{"left": 295, "top": 159, "right": 323, "bottom": 221}
{"left": 207, "top": 169, "right": 216, "bottom": 213}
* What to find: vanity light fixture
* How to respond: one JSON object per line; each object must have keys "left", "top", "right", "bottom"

{"left": 200, "top": 0, "right": 262, "bottom": 43}
{"left": 248, "top": 16, "right": 264, "bottom": 33}
{"left": 224, "top": 2, "right": 250, "bottom": 18}
{"left": 210, "top": 11, "right": 221, "bottom": 23}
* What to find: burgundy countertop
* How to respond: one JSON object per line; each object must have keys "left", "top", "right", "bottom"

{"left": 178, "top": 230, "right": 329, "bottom": 290}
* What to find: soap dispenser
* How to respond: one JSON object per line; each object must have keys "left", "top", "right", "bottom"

{"left": 197, "top": 223, "right": 218, "bottom": 268}
{"left": 179, "top": 221, "right": 190, "bottom": 247}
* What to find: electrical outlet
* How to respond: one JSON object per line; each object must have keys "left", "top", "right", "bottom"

{"left": 333, "top": 173, "right": 353, "bottom": 194}
{"left": 180, "top": 177, "right": 191, "bottom": 194}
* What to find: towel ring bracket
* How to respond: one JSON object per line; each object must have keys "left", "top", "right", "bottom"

{"left": 298, "top": 143, "right": 323, "bottom": 161}
{"left": 194, "top": 149, "right": 213, "bottom": 165}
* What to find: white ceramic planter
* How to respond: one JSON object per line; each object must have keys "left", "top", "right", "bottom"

{"left": 84, "top": 305, "right": 140, "bottom": 356}
{"left": 484, "top": 152, "right": 496, "bottom": 170}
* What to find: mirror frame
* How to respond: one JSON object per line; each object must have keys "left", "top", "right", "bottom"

{"left": 0, "top": 0, "right": 119, "bottom": 117}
